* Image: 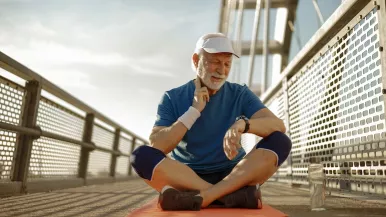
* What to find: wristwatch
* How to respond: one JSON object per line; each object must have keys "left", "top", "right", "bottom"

{"left": 236, "top": 115, "right": 249, "bottom": 133}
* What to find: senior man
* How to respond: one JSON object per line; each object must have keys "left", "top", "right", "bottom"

{"left": 130, "top": 33, "right": 292, "bottom": 211}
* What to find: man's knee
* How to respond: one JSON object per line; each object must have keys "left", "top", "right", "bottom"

{"left": 130, "top": 145, "right": 166, "bottom": 181}
{"left": 255, "top": 131, "right": 292, "bottom": 167}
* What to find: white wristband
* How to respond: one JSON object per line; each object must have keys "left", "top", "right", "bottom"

{"left": 178, "top": 106, "right": 201, "bottom": 130}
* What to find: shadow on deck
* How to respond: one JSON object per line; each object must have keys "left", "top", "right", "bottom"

{"left": 0, "top": 179, "right": 385, "bottom": 217}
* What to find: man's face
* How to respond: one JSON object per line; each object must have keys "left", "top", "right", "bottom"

{"left": 196, "top": 51, "right": 232, "bottom": 90}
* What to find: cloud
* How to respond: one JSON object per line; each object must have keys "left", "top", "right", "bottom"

{"left": 42, "top": 69, "right": 97, "bottom": 90}
{"left": 0, "top": 1, "right": 216, "bottom": 81}
{"left": 0, "top": 4, "right": 191, "bottom": 57}
{"left": 1, "top": 40, "right": 175, "bottom": 78}
{"left": 24, "top": 20, "right": 57, "bottom": 37}
{"left": 138, "top": 88, "right": 156, "bottom": 97}
{"left": 0, "top": 0, "right": 220, "bottom": 139}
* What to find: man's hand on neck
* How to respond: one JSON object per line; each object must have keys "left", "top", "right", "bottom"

{"left": 197, "top": 77, "right": 219, "bottom": 96}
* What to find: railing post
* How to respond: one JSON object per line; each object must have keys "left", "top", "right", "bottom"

{"left": 376, "top": 3, "right": 386, "bottom": 197}
{"left": 377, "top": 0, "right": 386, "bottom": 113}
{"left": 128, "top": 137, "right": 136, "bottom": 176}
{"left": 78, "top": 113, "right": 94, "bottom": 180}
{"left": 11, "top": 80, "right": 41, "bottom": 193}
{"left": 282, "top": 78, "right": 293, "bottom": 182}
{"left": 110, "top": 128, "right": 121, "bottom": 177}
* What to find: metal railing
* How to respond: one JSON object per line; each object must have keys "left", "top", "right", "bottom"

{"left": 0, "top": 51, "right": 147, "bottom": 196}
{"left": 262, "top": 0, "right": 386, "bottom": 196}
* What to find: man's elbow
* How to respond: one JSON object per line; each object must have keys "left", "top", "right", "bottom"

{"left": 149, "top": 138, "right": 170, "bottom": 155}
{"left": 277, "top": 118, "right": 286, "bottom": 133}
{"left": 149, "top": 137, "right": 161, "bottom": 150}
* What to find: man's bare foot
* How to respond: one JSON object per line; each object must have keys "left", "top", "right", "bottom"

{"left": 199, "top": 190, "right": 212, "bottom": 208}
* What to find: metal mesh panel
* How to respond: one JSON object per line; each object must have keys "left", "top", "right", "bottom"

{"left": 29, "top": 137, "right": 80, "bottom": 179}
{"left": 37, "top": 97, "right": 84, "bottom": 141}
{"left": 118, "top": 135, "right": 132, "bottom": 154}
{"left": 240, "top": 92, "right": 286, "bottom": 153}
{"left": 265, "top": 91, "right": 292, "bottom": 179}
{"left": 266, "top": 91, "right": 285, "bottom": 121}
{"left": 128, "top": 139, "right": 143, "bottom": 177}
{"left": 92, "top": 124, "right": 114, "bottom": 149}
{"left": 115, "top": 135, "right": 132, "bottom": 177}
{"left": 0, "top": 130, "right": 17, "bottom": 181}
{"left": 116, "top": 157, "right": 129, "bottom": 177}
{"left": 0, "top": 77, "right": 24, "bottom": 125}
{"left": 0, "top": 77, "right": 24, "bottom": 181}
{"left": 287, "top": 7, "right": 385, "bottom": 189}
{"left": 134, "top": 140, "right": 144, "bottom": 150}
{"left": 88, "top": 150, "right": 111, "bottom": 177}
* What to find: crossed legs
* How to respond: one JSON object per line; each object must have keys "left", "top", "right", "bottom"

{"left": 130, "top": 131, "right": 292, "bottom": 208}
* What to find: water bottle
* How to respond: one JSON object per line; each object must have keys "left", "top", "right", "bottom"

{"left": 308, "top": 157, "right": 326, "bottom": 211}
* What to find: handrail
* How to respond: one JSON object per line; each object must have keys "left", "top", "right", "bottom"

{"left": 0, "top": 121, "right": 130, "bottom": 157}
{"left": 260, "top": 0, "right": 370, "bottom": 103}
{"left": 0, "top": 51, "right": 147, "bottom": 143}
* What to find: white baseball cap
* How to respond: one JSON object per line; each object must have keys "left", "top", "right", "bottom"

{"left": 194, "top": 33, "right": 239, "bottom": 58}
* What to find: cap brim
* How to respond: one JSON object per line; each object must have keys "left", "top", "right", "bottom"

{"left": 201, "top": 37, "right": 240, "bottom": 58}
{"left": 203, "top": 48, "right": 240, "bottom": 58}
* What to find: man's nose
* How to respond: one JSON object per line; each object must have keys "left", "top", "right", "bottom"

{"left": 217, "top": 64, "right": 226, "bottom": 74}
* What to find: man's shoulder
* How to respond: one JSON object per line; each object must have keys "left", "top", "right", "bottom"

{"left": 224, "top": 81, "right": 249, "bottom": 94}
{"left": 164, "top": 80, "right": 193, "bottom": 99}
{"left": 225, "top": 81, "right": 247, "bottom": 88}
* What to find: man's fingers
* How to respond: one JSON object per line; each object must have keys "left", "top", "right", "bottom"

{"left": 196, "top": 90, "right": 210, "bottom": 102}
{"left": 194, "top": 77, "right": 199, "bottom": 89}
{"left": 224, "top": 149, "right": 229, "bottom": 158}
{"left": 224, "top": 129, "right": 242, "bottom": 160}
{"left": 201, "top": 87, "right": 209, "bottom": 102}
{"left": 235, "top": 132, "right": 242, "bottom": 149}
{"left": 194, "top": 82, "right": 210, "bottom": 103}
{"left": 194, "top": 76, "right": 201, "bottom": 89}
{"left": 196, "top": 88, "right": 208, "bottom": 94}
{"left": 224, "top": 129, "right": 241, "bottom": 160}
{"left": 224, "top": 138, "right": 233, "bottom": 160}
{"left": 225, "top": 137, "right": 238, "bottom": 160}
{"left": 230, "top": 129, "right": 237, "bottom": 143}
{"left": 192, "top": 76, "right": 208, "bottom": 112}
{"left": 225, "top": 149, "right": 231, "bottom": 159}
{"left": 230, "top": 142, "right": 236, "bottom": 152}
{"left": 235, "top": 141, "right": 241, "bottom": 149}
{"left": 204, "top": 92, "right": 209, "bottom": 102}
{"left": 230, "top": 129, "right": 241, "bottom": 149}
{"left": 231, "top": 150, "right": 237, "bottom": 159}
{"left": 228, "top": 147, "right": 237, "bottom": 160}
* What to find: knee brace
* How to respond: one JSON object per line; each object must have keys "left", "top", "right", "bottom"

{"left": 255, "top": 131, "right": 292, "bottom": 167}
{"left": 130, "top": 145, "right": 166, "bottom": 181}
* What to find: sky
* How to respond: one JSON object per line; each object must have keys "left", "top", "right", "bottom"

{"left": 0, "top": 0, "right": 341, "bottom": 140}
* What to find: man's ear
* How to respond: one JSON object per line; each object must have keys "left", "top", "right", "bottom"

{"left": 192, "top": 53, "right": 199, "bottom": 68}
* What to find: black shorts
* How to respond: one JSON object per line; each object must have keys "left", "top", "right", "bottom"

{"left": 195, "top": 166, "right": 236, "bottom": 185}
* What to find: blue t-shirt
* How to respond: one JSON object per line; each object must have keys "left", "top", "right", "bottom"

{"left": 154, "top": 80, "right": 266, "bottom": 174}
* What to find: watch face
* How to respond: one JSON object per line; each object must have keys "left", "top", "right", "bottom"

{"left": 236, "top": 115, "right": 247, "bottom": 121}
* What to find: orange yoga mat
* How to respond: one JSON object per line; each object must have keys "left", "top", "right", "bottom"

{"left": 127, "top": 198, "right": 288, "bottom": 217}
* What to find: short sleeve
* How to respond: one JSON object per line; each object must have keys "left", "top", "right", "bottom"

{"left": 154, "top": 92, "right": 176, "bottom": 127}
{"left": 241, "top": 87, "right": 266, "bottom": 118}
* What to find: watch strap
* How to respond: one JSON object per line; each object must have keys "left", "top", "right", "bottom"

{"left": 236, "top": 115, "right": 249, "bottom": 133}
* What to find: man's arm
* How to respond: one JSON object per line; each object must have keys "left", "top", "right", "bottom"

{"left": 150, "top": 76, "right": 209, "bottom": 154}
{"left": 224, "top": 108, "right": 286, "bottom": 160}
{"left": 224, "top": 87, "right": 286, "bottom": 159}
{"left": 149, "top": 122, "right": 188, "bottom": 154}
{"left": 235, "top": 108, "right": 286, "bottom": 137}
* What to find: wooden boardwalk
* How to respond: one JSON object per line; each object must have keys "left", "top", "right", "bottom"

{"left": 0, "top": 179, "right": 385, "bottom": 217}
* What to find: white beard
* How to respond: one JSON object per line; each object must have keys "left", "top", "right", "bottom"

{"left": 196, "top": 68, "right": 227, "bottom": 90}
